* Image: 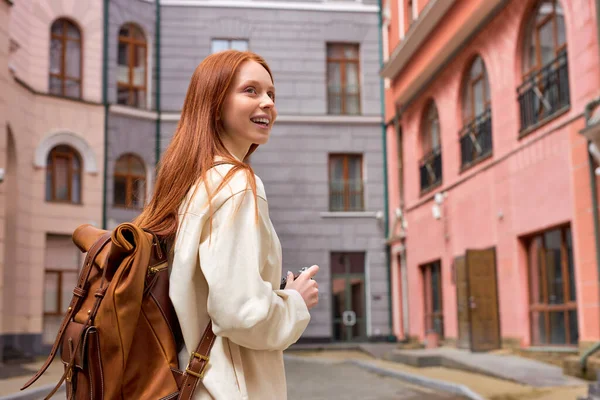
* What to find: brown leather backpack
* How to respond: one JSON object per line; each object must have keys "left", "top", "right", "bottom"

{"left": 21, "top": 222, "right": 215, "bottom": 399}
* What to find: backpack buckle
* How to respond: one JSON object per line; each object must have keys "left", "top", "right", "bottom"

{"left": 186, "top": 352, "right": 209, "bottom": 379}
{"left": 65, "top": 366, "right": 73, "bottom": 383}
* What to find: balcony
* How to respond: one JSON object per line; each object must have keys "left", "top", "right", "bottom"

{"left": 329, "top": 180, "right": 365, "bottom": 212}
{"left": 517, "top": 50, "right": 570, "bottom": 135}
{"left": 419, "top": 148, "right": 442, "bottom": 193}
{"left": 459, "top": 108, "right": 492, "bottom": 170}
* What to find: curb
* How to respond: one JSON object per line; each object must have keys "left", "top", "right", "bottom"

{"left": 0, "top": 384, "right": 64, "bottom": 400}
{"left": 348, "top": 360, "right": 486, "bottom": 400}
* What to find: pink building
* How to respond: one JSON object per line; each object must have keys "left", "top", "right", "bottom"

{"left": 382, "top": 0, "right": 600, "bottom": 368}
{"left": 0, "top": 0, "right": 105, "bottom": 360}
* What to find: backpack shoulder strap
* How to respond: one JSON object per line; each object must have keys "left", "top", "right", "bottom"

{"left": 20, "top": 232, "right": 112, "bottom": 391}
{"left": 177, "top": 321, "right": 216, "bottom": 399}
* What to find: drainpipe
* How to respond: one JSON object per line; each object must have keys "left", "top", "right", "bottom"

{"left": 580, "top": 149, "right": 600, "bottom": 373}
{"left": 155, "top": 1, "right": 161, "bottom": 166}
{"left": 578, "top": 0, "right": 600, "bottom": 373}
{"left": 101, "top": 0, "right": 109, "bottom": 229}
{"left": 580, "top": 101, "right": 600, "bottom": 373}
{"left": 378, "top": 0, "right": 396, "bottom": 342}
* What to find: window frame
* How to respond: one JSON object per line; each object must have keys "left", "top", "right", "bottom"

{"left": 326, "top": 43, "right": 361, "bottom": 115}
{"left": 422, "top": 260, "right": 444, "bottom": 338}
{"left": 117, "top": 23, "right": 147, "bottom": 108}
{"left": 113, "top": 154, "right": 146, "bottom": 209}
{"left": 421, "top": 101, "right": 440, "bottom": 156}
{"left": 522, "top": 0, "right": 566, "bottom": 78}
{"left": 419, "top": 101, "right": 443, "bottom": 193}
{"left": 210, "top": 38, "right": 249, "bottom": 53}
{"left": 527, "top": 225, "right": 578, "bottom": 346}
{"left": 49, "top": 18, "right": 83, "bottom": 98}
{"left": 459, "top": 56, "right": 493, "bottom": 170}
{"left": 462, "top": 56, "right": 491, "bottom": 125}
{"left": 517, "top": 0, "right": 570, "bottom": 135}
{"left": 46, "top": 145, "right": 82, "bottom": 204}
{"left": 328, "top": 153, "right": 365, "bottom": 212}
{"left": 43, "top": 269, "right": 79, "bottom": 316}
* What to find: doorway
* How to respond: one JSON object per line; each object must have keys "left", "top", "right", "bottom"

{"left": 455, "top": 248, "right": 501, "bottom": 352}
{"left": 331, "top": 252, "right": 366, "bottom": 342}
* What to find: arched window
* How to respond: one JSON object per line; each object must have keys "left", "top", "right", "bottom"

{"left": 518, "top": 0, "right": 569, "bottom": 132}
{"left": 523, "top": 0, "right": 566, "bottom": 75}
{"left": 462, "top": 56, "right": 490, "bottom": 125}
{"left": 421, "top": 102, "right": 440, "bottom": 155}
{"left": 49, "top": 18, "right": 82, "bottom": 98}
{"left": 117, "top": 23, "right": 147, "bottom": 107}
{"left": 419, "top": 101, "right": 442, "bottom": 192}
{"left": 113, "top": 154, "right": 146, "bottom": 208}
{"left": 46, "top": 145, "right": 82, "bottom": 203}
{"left": 460, "top": 56, "right": 493, "bottom": 168}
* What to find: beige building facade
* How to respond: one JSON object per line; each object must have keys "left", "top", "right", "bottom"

{"left": 0, "top": 0, "right": 104, "bottom": 359}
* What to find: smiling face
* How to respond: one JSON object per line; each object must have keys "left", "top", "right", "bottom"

{"left": 219, "top": 60, "right": 277, "bottom": 160}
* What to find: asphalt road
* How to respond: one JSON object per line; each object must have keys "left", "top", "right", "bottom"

{"left": 285, "top": 357, "right": 465, "bottom": 400}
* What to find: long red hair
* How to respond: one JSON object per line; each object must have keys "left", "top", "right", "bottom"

{"left": 134, "top": 50, "right": 273, "bottom": 241}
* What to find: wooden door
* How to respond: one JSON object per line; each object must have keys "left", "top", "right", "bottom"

{"left": 466, "top": 248, "right": 501, "bottom": 352}
{"left": 455, "top": 256, "right": 471, "bottom": 349}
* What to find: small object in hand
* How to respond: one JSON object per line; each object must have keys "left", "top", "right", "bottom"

{"left": 279, "top": 267, "right": 309, "bottom": 290}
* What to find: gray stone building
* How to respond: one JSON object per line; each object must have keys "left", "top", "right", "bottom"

{"left": 106, "top": 0, "right": 391, "bottom": 342}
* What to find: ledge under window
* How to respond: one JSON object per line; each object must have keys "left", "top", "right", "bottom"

{"left": 320, "top": 211, "right": 379, "bottom": 218}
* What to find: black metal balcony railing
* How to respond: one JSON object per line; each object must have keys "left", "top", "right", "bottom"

{"left": 419, "top": 147, "right": 442, "bottom": 192}
{"left": 517, "top": 50, "right": 570, "bottom": 133}
{"left": 329, "top": 180, "right": 364, "bottom": 212}
{"left": 459, "top": 108, "right": 493, "bottom": 169}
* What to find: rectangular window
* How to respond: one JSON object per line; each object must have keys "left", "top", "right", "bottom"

{"left": 43, "top": 235, "right": 81, "bottom": 344}
{"left": 329, "top": 154, "right": 364, "bottom": 212}
{"left": 117, "top": 24, "right": 147, "bottom": 108}
{"left": 327, "top": 43, "right": 361, "bottom": 115}
{"left": 422, "top": 260, "right": 444, "bottom": 338}
{"left": 211, "top": 39, "right": 249, "bottom": 54}
{"left": 528, "top": 226, "right": 578, "bottom": 346}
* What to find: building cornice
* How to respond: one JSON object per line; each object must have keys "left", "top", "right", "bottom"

{"left": 382, "top": 0, "right": 508, "bottom": 108}
{"left": 14, "top": 77, "right": 103, "bottom": 106}
{"left": 110, "top": 105, "right": 383, "bottom": 124}
{"left": 110, "top": 104, "right": 159, "bottom": 120}
{"left": 148, "top": 0, "right": 378, "bottom": 13}
{"left": 381, "top": 0, "right": 456, "bottom": 79}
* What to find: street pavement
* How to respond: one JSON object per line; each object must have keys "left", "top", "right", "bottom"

{"left": 0, "top": 350, "right": 589, "bottom": 400}
{"left": 2, "top": 357, "right": 459, "bottom": 400}
{"left": 285, "top": 356, "right": 463, "bottom": 400}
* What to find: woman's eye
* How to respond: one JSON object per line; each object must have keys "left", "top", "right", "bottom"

{"left": 268, "top": 92, "right": 275, "bottom": 101}
{"left": 245, "top": 87, "right": 257, "bottom": 94}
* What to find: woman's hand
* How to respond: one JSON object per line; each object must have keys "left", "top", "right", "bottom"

{"left": 284, "top": 265, "right": 319, "bottom": 310}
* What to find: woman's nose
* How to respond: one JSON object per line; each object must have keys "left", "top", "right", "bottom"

{"left": 260, "top": 94, "right": 274, "bottom": 109}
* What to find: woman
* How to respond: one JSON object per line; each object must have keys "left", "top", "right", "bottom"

{"left": 135, "top": 50, "right": 319, "bottom": 399}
